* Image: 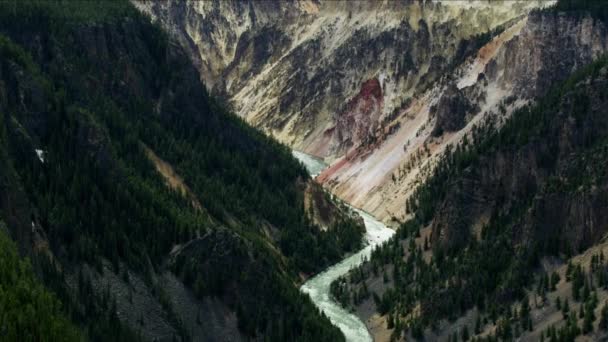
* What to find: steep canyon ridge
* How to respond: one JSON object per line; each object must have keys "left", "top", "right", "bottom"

{"left": 1, "top": 1, "right": 608, "bottom": 342}
{"left": 136, "top": 0, "right": 608, "bottom": 225}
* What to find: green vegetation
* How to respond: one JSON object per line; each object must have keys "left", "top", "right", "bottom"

{"left": 0, "top": 222, "right": 81, "bottom": 341}
{"left": 535, "top": 257, "right": 604, "bottom": 341}
{"left": 0, "top": 0, "right": 363, "bottom": 340}
{"left": 333, "top": 55, "right": 608, "bottom": 340}
{"left": 554, "top": 0, "right": 608, "bottom": 24}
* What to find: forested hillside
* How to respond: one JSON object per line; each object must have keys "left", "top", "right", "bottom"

{"left": 554, "top": 0, "right": 608, "bottom": 23}
{"left": 0, "top": 0, "right": 364, "bottom": 340}
{"left": 333, "top": 29, "right": 608, "bottom": 342}
{"left": 0, "top": 222, "right": 80, "bottom": 341}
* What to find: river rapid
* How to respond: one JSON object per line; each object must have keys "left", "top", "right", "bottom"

{"left": 293, "top": 150, "right": 395, "bottom": 342}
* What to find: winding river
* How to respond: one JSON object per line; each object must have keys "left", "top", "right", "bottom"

{"left": 293, "top": 150, "right": 395, "bottom": 342}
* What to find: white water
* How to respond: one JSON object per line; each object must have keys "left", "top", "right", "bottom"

{"left": 294, "top": 150, "right": 395, "bottom": 342}
{"left": 292, "top": 150, "right": 328, "bottom": 178}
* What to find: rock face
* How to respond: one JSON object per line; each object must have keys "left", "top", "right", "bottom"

{"left": 134, "top": 0, "right": 562, "bottom": 222}
{"left": 330, "top": 78, "right": 384, "bottom": 156}
{"left": 492, "top": 11, "right": 608, "bottom": 99}
{"left": 431, "top": 83, "right": 475, "bottom": 136}
{"left": 133, "top": 0, "right": 546, "bottom": 158}
{"left": 134, "top": 2, "right": 608, "bottom": 227}
{"left": 318, "top": 10, "right": 608, "bottom": 223}
{"left": 458, "top": 71, "right": 608, "bottom": 254}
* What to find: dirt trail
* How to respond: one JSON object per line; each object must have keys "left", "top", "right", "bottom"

{"left": 142, "top": 144, "right": 203, "bottom": 211}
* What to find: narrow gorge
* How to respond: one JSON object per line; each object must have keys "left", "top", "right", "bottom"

{"left": 134, "top": 0, "right": 567, "bottom": 224}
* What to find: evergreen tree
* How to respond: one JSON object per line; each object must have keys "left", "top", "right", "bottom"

{"left": 583, "top": 305, "right": 594, "bottom": 334}
{"left": 462, "top": 325, "right": 470, "bottom": 341}
{"left": 550, "top": 272, "right": 560, "bottom": 291}
{"left": 599, "top": 302, "right": 608, "bottom": 330}
{"left": 0, "top": 227, "right": 81, "bottom": 341}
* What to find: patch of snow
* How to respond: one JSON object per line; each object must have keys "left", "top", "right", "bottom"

{"left": 35, "top": 149, "right": 45, "bottom": 163}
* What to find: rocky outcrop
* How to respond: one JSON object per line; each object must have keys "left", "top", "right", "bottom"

{"left": 491, "top": 10, "right": 608, "bottom": 98}
{"left": 431, "top": 67, "right": 608, "bottom": 253}
{"left": 304, "top": 181, "right": 364, "bottom": 231}
{"left": 431, "top": 83, "right": 475, "bottom": 136}
{"left": 326, "top": 78, "right": 384, "bottom": 156}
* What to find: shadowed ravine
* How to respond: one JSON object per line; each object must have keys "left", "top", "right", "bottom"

{"left": 293, "top": 151, "right": 395, "bottom": 342}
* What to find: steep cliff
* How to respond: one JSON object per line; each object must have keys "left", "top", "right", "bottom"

{"left": 319, "top": 8, "right": 608, "bottom": 223}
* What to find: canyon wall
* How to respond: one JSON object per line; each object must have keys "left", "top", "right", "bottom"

{"left": 134, "top": 1, "right": 605, "bottom": 225}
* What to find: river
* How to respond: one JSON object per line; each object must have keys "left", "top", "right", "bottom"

{"left": 292, "top": 150, "right": 328, "bottom": 178}
{"left": 293, "top": 150, "right": 395, "bottom": 342}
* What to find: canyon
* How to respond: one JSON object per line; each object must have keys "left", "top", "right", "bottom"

{"left": 5, "top": 1, "right": 608, "bottom": 341}
{"left": 133, "top": 1, "right": 608, "bottom": 340}
{"left": 133, "top": 0, "right": 579, "bottom": 225}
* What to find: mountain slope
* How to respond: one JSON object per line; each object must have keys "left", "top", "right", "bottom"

{"left": 318, "top": 7, "right": 608, "bottom": 223}
{"left": 0, "top": 1, "right": 366, "bottom": 340}
{"left": 334, "top": 40, "right": 608, "bottom": 342}
{"left": 130, "top": 0, "right": 608, "bottom": 340}
{"left": 0, "top": 221, "right": 80, "bottom": 341}
{"left": 135, "top": 1, "right": 547, "bottom": 159}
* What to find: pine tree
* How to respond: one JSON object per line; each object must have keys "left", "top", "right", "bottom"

{"left": 573, "top": 266, "right": 584, "bottom": 301}
{"left": 583, "top": 306, "right": 594, "bottom": 334}
{"left": 599, "top": 302, "right": 608, "bottom": 330}
{"left": 550, "top": 272, "right": 560, "bottom": 291}
{"left": 462, "top": 325, "right": 469, "bottom": 341}
{"left": 520, "top": 295, "right": 531, "bottom": 331}
{"left": 474, "top": 315, "right": 482, "bottom": 334}
{"left": 582, "top": 279, "right": 591, "bottom": 301}
{"left": 566, "top": 262, "right": 574, "bottom": 282}
{"left": 562, "top": 298, "right": 570, "bottom": 319}
{"left": 549, "top": 325, "right": 557, "bottom": 342}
